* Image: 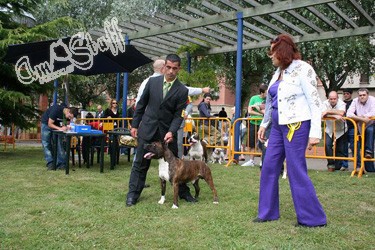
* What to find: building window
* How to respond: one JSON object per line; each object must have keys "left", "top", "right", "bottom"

{"left": 360, "top": 73, "right": 369, "bottom": 84}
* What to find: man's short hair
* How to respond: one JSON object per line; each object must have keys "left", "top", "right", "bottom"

{"left": 203, "top": 93, "right": 212, "bottom": 99}
{"left": 342, "top": 88, "right": 353, "bottom": 94}
{"left": 357, "top": 88, "right": 369, "bottom": 94}
{"left": 259, "top": 84, "right": 268, "bottom": 94}
{"left": 68, "top": 107, "right": 78, "bottom": 118}
{"left": 165, "top": 54, "right": 181, "bottom": 66}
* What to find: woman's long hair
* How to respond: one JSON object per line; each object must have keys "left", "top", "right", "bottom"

{"left": 268, "top": 34, "right": 301, "bottom": 70}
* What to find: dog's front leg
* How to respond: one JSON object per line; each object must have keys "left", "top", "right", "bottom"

{"left": 172, "top": 181, "right": 179, "bottom": 209}
{"left": 158, "top": 179, "right": 167, "bottom": 204}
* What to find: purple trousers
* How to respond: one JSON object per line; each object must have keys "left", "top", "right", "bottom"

{"left": 258, "top": 110, "right": 326, "bottom": 226}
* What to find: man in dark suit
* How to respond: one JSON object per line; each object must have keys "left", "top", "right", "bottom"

{"left": 126, "top": 54, "right": 194, "bottom": 206}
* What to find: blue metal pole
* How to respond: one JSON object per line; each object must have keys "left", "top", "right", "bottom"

{"left": 116, "top": 73, "right": 121, "bottom": 102}
{"left": 53, "top": 79, "right": 58, "bottom": 105}
{"left": 122, "top": 35, "right": 130, "bottom": 118}
{"left": 234, "top": 12, "right": 243, "bottom": 159}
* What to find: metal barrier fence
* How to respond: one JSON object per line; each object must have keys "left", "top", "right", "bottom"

{"left": 7, "top": 116, "right": 374, "bottom": 178}
{"left": 356, "top": 117, "right": 375, "bottom": 177}
{"left": 227, "top": 116, "right": 372, "bottom": 178}
{"left": 0, "top": 124, "right": 16, "bottom": 151}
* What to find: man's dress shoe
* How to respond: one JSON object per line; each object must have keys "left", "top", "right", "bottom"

{"left": 181, "top": 194, "right": 197, "bottom": 203}
{"left": 126, "top": 198, "right": 137, "bottom": 207}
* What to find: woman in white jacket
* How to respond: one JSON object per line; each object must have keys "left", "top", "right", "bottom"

{"left": 253, "top": 34, "right": 327, "bottom": 227}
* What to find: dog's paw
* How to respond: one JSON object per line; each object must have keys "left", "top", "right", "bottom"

{"left": 158, "top": 196, "right": 166, "bottom": 204}
{"left": 213, "top": 201, "right": 219, "bottom": 204}
{"left": 172, "top": 204, "right": 179, "bottom": 209}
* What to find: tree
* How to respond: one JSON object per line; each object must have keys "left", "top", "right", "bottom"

{"left": 300, "top": 36, "right": 375, "bottom": 97}
{"left": 33, "top": 0, "right": 113, "bottom": 30}
{"left": 68, "top": 74, "right": 112, "bottom": 110}
{"left": 0, "top": 1, "right": 82, "bottom": 128}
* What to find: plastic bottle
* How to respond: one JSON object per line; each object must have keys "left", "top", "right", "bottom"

{"left": 70, "top": 122, "right": 75, "bottom": 132}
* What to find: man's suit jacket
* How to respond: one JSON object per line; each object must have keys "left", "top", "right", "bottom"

{"left": 132, "top": 75, "right": 188, "bottom": 141}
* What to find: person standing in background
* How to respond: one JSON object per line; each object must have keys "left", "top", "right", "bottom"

{"left": 321, "top": 91, "right": 347, "bottom": 172}
{"left": 242, "top": 84, "right": 267, "bottom": 167}
{"left": 341, "top": 88, "right": 354, "bottom": 170}
{"left": 41, "top": 105, "right": 76, "bottom": 170}
{"left": 96, "top": 105, "right": 104, "bottom": 118}
{"left": 346, "top": 88, "right": 375, "bottom": 172}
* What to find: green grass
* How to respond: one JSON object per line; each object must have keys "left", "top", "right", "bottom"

{"left": 1, "top": 146, "right": 374, "bottom": 249}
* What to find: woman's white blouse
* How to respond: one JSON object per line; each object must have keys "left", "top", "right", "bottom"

{"left": 260, "top": 60, "right": 323, "bottom": 139}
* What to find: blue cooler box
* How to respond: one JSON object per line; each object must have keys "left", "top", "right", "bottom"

{"left": 90, "top": 129, "right": 103, "bottom": 134}
{"left": 75, "top": 125, "right": 91, "bottom": 133}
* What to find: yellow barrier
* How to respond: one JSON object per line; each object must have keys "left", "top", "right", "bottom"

{"left": 0, "top": 124, "right": 16, "bottom": 151}
{"left": 74, "top": 116, "right": 374, "bottom": 178}
{"left": 353, "top": 117, "right": 375, "bottom": 178}
{"left": 226, "top": 117, "right": 263, "bottom": 167}
{"left": 182, "top": 116, "right": 232, "bottom": 151}
{"left": 225, "top": 117, "right": 374, "bottom": 178}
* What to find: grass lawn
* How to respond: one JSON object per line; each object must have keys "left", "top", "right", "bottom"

{"left": 1, "top": 146, "right": 374, "bottom": 249}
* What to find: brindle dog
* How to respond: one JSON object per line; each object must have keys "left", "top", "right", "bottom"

{"left": 144, "top": 141, "right": 219, "bottom": 209}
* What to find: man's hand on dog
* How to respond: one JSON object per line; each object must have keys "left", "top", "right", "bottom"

{"left": 164, "top": 132, "right": 173, "bottom": 143}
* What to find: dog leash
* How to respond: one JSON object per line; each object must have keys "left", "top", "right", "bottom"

{"left": 286, "top": 122, "right": 301, "bottom": 142}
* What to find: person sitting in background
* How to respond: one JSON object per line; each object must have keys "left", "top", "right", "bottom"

{"left": 321, "top": 91, "right": 347, "bottom": 172}
{"left": 198, "top": 93, "right": 221, "bottom": 145}
{"left": 85, "top": 112, "right": 100, "bottom": 130}
{"left": 346, "top": 88, "right": 375, "bottom": 172}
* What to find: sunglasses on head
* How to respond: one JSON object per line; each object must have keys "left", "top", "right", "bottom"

{"left": 270, "top": 37, "right": 280, "bottom": 44}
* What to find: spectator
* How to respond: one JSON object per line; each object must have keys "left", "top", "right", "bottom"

{"left": 242, "top": 84, "right": 267, "bottom": 167}
{"left": 346, "top": 88, "right": 375, "bottom": 172}
{"left": 104, "top": 99, "right": 120, "bottom": 119}
{"left": 321, "top": 91, "right": 347, "bottom": 172}
{"left": 218, "top": 107, "right": 228, "bottom": 118}
{"left": 103, "top": 99, "right": 120, "bottom": 128}
{"left": 135, "top": 59, "right": 165, "bottom": 106}
{"left": 198, "top": 93, "right": 221, "bottom": 145}
{"left": 96, "top": 105, "right": 104, "bottom": 118}
{"left": 177, "top": 87, "right": 210, "bottom": 158}
{"left": 342, "top": 88, "right": 354, "bottom": 169}
{"left": 85, "top": 112, "right": 100, "bottom": 130}
{"left": 41, "top": 105, "right": 76, "bottom": 170}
